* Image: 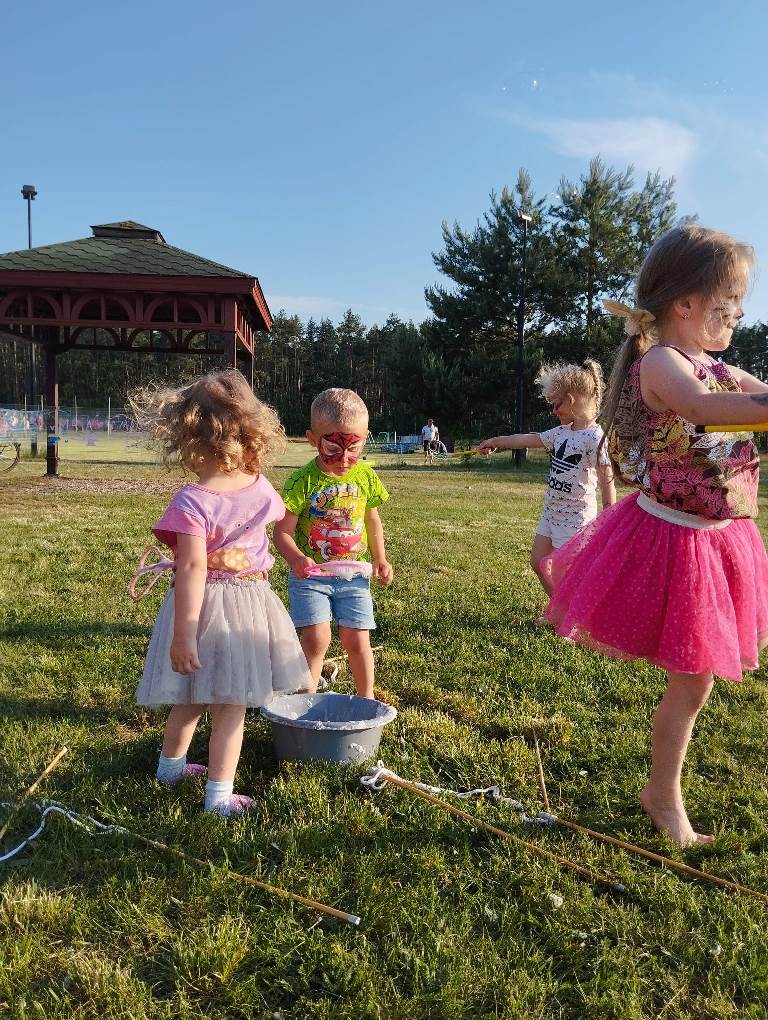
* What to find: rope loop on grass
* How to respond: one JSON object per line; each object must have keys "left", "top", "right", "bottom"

{"left": 0, "top": 800, "right": 126, "bottom": 864}
{"left": 360, "top": 763, "right": 557, "bottom": 826}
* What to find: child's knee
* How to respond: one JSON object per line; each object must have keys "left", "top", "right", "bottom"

{"left": 338, "top": 627, "right": 372, "bottom": 651}
{"left": 301, "top": 624, "right": 332, "bottom": 654}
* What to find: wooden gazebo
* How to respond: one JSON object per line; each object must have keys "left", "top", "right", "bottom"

{"left": 0, "top": 220, "right": 273, "bottom": 475}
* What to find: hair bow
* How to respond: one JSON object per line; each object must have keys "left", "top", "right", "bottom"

{"left": 602, "top": 299, "right": 656, "bottom": 338}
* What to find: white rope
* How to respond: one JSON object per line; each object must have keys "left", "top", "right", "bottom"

{"left": 360, "top": 762, "right": 558, "bottom": 826}
{"left": 0, "top": 800, "right": 126, "bottom": 864}
{"left": 317, "top": 662, "right": 340, "bottom": 691}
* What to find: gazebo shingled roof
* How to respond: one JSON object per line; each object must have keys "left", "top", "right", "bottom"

{"left": 0, "top": 220, "right": 273, "bottom": 475}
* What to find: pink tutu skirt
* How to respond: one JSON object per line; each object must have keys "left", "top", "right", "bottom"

{"left": 543, "top": 492, "right": 768, "bottom": 682}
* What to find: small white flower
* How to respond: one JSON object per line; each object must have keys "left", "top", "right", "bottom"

{"left": 547, "top": 893, "right": 564, "bottom": 909}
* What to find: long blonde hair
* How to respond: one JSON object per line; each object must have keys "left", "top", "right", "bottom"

{"left": 536, "top": 359, "right": 605, "bottom": 412}
{"left": 601, "top": 224, "right": 755, "bottom": 439}
{"left": 129, "top": 368, "right": 285, "bottom": 474}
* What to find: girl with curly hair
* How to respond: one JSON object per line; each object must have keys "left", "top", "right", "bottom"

{"left": 129, "top": 369, "right": 310, "bottom": 816}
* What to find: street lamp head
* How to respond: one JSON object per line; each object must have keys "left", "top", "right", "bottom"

{"left": 21, "top": 185, "right": 38, "bottom": 200}
{"left": 518, "top": 212, "right": 533, "bottom": 223}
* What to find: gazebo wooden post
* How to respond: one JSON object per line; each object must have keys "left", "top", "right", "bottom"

{"left": 223, "top": 300, "right": 237, "bottom": 368}
{"left": 44, "top": 335, "right": 59, "bottom": 477}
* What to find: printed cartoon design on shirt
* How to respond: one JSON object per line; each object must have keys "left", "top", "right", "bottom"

{"left": 150, "top": 477, "right": 286, "bottom": 578}
{"left": 308, "top": 482, "right": 366, "bottom": 561}
{"left": 282, "top": 460, "right": 390, "bottom": 565}
{"left": 207, "top": 546, "right": 252, "bottom": 574}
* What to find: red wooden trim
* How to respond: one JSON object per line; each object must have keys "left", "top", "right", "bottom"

{"left": 0, "top": 274, "right": 273, "bottom": 334}
{"left": 0, "top": 271, "right": 255, "bottom": 294}
{"left": 251, "top": 278, "right": 273, "bottom": 331}
{"left": 1, "top": 315, "right": 235, "bottom": 330}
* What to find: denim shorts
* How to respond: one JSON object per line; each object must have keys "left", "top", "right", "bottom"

{"left": 287, "top": 574, "right": 376, "bottom": 630}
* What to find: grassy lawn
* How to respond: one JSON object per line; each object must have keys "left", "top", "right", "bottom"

{"left": 2, "top": 444, "right": 768, "bottom": 1018}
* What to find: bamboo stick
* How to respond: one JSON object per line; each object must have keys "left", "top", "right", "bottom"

{"left": 0, "top": 746, "right": 69, "bottom": 842}
{"left": 324, "top": 646, "right": 383, "bottom": 664}
{"left": 533, "top": 745, "right": 768, "bottom": 905}
{"left": 550, "top": 814, "right": 768, "bottom": 905}
{"left": 118, "top": 829, "right": 361, "bottom": 925}
{"left": 378, "top": 771, "right": 622, "bottom": 891}
{"left": 532, "top": 731, "right": 550, "bottom": 813}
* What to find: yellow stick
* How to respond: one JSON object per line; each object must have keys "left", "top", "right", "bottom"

{"left": 0, "top": 746, "right": 69, "bottom": 842}
{"left": 700, "top": 424, "right": 768, "bottom": 433}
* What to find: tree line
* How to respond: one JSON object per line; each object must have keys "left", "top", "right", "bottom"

{"left": 2, "top": 157, "right": 767, "bottom": 437}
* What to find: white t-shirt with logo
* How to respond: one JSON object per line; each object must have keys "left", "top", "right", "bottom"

{"left": 538, "top": 423, "right": 610, "bottom": 535}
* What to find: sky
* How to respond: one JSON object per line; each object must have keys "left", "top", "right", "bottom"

{"left": 1, "top": 0, "right": 767, "bottom": 327}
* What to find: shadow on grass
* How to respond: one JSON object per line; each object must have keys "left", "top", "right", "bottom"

{"left": 0, "top": 620, "right": 150, "bottom": 647}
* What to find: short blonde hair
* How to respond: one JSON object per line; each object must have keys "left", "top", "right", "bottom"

{"left": 310, "top": 388, "right": 369, "bottom": 431}
{"left": 535, "top": 359, "right": 604, "bottom": 409}
{"left": 129, "top": 368, "right": 285, "bottom": 473}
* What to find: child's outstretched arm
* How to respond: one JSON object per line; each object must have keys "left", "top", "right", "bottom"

{"left": 643, "top": 347, "right": 768, "bottom": 424}
{"left": 365, "top": 508, "right": 394, "bottom": 586}
{"left": 273, "top": 513, "right": 316, "bottom": 578}
{"left": 598, "top": 462, "right": 616, "bottom": 507}
{"left": 478, "top": 433, "right": 545, "bottom": 453}
{"left": 723, "top": 364, "right": 768, "bottom": 395}
{"left": 171, "top": 533, "right": 207, "bottom": 674}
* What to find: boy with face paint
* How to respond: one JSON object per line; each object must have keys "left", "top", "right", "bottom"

{"left": 274, "top": 388, "right": 394, "bottom": 698}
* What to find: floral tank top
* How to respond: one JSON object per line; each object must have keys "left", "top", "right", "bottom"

{"left": 608, "top": 350, "right": 759, "bottom": 520}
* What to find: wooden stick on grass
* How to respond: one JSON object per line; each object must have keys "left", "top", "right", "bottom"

{"left": 116, "top": 829, "right": 361, "bottom": 925}
{"left": 550, "top": 814, "right": 768, "bottom": 905}
{"left": 324, "top": 645, "right": 383, "bottom": 665}
{"left": 0, "top": 746, "right": 69, "bottom": 842}
{"left": 533, "top": 744, "right": 768, "bottom": 905}
{"left": 532, "top": 730, "right": 550, "bottom": 813}
{"left": 377, "top": 770, "right": 622, "bottom": 891}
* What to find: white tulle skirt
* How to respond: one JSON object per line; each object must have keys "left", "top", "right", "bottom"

{"left": 136, "top": 578, "right": 311, "bottom": 706}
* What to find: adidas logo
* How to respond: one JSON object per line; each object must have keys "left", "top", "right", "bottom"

{"left": 550, "top": 439, "right": 583, "bottom": 475}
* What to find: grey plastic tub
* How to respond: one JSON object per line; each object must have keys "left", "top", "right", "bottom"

{"left": 260, "top": 692, "right": 397, "bottom": 764}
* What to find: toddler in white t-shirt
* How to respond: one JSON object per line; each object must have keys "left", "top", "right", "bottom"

{"left": 478, "top": 359, "right": 615, "bottom": 597}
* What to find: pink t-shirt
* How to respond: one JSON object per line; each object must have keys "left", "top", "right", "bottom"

{"left": 152, "top": 477, "right": 285, "bottom": 577}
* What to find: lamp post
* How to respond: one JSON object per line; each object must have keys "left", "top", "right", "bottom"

{"left": 21, "top": 184, "right": 37, "bottom": 246}
{"left": 21, "top": 185, "right": 38, "bottom": 456}
{"left": 514, "top": 211, "right": 532, "bottom": 469}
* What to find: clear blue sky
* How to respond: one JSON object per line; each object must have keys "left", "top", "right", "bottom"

{"left": 2, "top": 0, "right": 766, "bottom": 326}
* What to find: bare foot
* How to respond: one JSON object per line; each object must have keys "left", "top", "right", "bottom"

{"left": 639, "top": 787, "right": 714, "bottom": 846}
{"left": 534, "top": 615, "right": 550, "bottom": 627}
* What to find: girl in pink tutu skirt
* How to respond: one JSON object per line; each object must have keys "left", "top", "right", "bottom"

{"left": 130, "top": 370, "right": 311, "bottom": 817}
{"left": 543, "top": 224, "right": 768, "bottom": 845}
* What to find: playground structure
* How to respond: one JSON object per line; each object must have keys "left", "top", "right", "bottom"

{"left": 366, "top": 431, "right": 421, "bottom": 454}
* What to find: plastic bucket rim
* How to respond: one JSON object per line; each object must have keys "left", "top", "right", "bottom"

{"left": 260, "top": 692, "right": 397, "bottom": 731}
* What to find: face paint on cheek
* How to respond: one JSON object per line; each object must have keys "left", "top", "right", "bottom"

{"left": 318, "top": 432, "right": 367, "bottom": 464}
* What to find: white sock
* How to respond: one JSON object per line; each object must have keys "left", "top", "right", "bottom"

{"left": 156, "top": 753, "right": 186, "bottom": 784}
{"left": 204, "top": 779, "right": 234, "bottom": 814}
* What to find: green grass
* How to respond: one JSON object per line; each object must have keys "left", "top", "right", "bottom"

{"left": 2, "top": 449, "right": 768, "bottom": 1018}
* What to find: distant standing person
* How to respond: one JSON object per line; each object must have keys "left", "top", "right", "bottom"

{"left": 421, "top": 419, "right": 437, "bottom": 464}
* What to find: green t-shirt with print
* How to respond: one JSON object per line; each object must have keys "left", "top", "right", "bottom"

{"left": 282, "top": 459, "right": 389, "bottom": 564}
